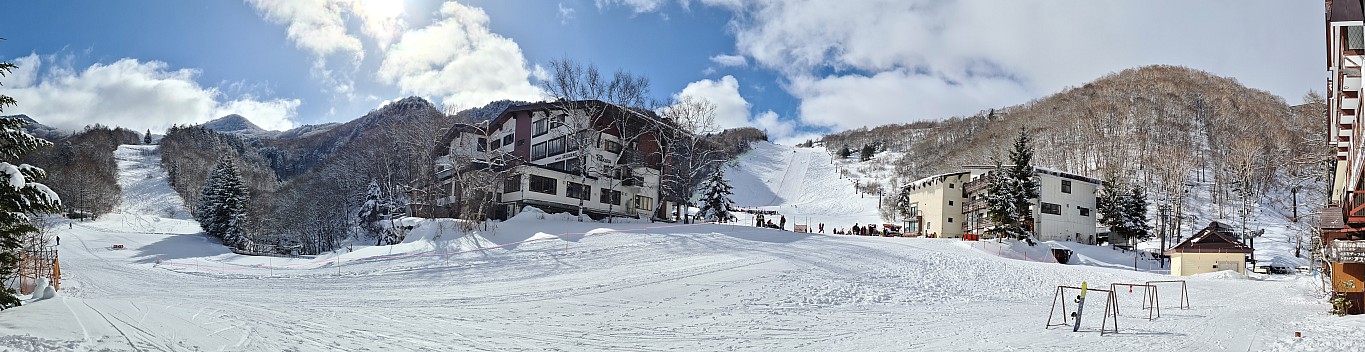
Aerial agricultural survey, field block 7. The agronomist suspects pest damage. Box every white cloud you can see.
[789,69,1030,131]
[246,0,364,62]
[695,0,1321,131]
[559,2,577,24]
[6,54,41,88]
[0,54,299,132]
[596,0,669,14]
[674,75,799,142]
[377,2,543,109]
[709,54,748,67]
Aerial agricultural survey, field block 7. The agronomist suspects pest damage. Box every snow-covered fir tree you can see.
[143,129,152,144]
[985,129,1040,240]
[194,157,251,249]
[0,116,63,309]
[357,179,387,241]
[1098,179,1151,244]
[696,169,736,222]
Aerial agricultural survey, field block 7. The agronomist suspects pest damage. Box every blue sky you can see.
[0,0,1325,144]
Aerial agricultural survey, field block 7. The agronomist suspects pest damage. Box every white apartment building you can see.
[902,165,1101,242]
[434,100,676,220]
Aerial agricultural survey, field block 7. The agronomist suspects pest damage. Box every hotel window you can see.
[533,119,549,137]
[503,174,521,193]
[1041,202,1061,215]
[490,139,502,150]
[603,140,623,154]
[1350,26,1365,50]
[567,182,591,200]
[529,175,557,195]
[1078,207,1090,217]
[600,188,621,205]
[531,141,548,160]
[502,134,514,146]
[476,138,487,152]
[546,137,566,156]
[634,195,653,210]
[1061,180,1072,194]
[948,200,954,206]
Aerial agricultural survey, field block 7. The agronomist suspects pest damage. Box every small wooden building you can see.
[1165,222,1254,276]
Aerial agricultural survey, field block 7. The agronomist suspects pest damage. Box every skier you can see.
[779,216,786,230]
[757,214,765,227]
[853,223,859,236]
[819,223,824,233]
[56,236,60,246]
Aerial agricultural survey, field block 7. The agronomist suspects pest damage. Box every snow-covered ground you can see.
[0,143,1361,351]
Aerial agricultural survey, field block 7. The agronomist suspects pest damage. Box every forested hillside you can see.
[20,125,140,218]
[824,65,1325,228]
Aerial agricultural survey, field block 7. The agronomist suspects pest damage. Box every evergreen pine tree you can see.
[859,144,875,161]
[143,129,153,144]
[0,56,63,309]
[697,169,736,222]
[838,145,853,159]
[194,157,251,249]
[358,179,385,239]
[985,129,1040,240]
[1097,179,1152,244]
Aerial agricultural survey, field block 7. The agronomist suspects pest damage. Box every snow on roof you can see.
[961,164,1102,185]
[904,171,970,191]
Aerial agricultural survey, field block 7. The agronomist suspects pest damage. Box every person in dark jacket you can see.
[757,214,764,227]
[779,216,786,230]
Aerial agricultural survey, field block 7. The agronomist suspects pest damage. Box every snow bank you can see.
[964,239,1058,263]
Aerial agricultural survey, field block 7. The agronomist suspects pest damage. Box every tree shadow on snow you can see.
[130,234,231,264]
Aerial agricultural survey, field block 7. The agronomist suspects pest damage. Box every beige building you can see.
[899,172,971,237]
[899,166,1101,241]
[1165,222,1253,276]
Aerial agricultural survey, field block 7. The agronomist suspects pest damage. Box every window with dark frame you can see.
[531,141,548,160]
[604,140,623,154]
[1041,202,1061,215]
[503,174,521,193]
[533,119,549,137]
[1079,207,1090,217]
[477,138,487,152]
[529,175,557,195]
[567,182,591,200]
[1061,180,1072,194]
[502,134,513,146]
[490,139,501,150]
[600,188,621,205]
[634,195,653,210]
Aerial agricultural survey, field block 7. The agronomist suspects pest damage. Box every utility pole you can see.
[1159,204,1170,269]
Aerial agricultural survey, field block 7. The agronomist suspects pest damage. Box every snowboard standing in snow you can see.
[1071,281,1088,332]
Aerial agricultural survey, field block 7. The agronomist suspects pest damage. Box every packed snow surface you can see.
[0,144,1360,351]
[725,142,884,231]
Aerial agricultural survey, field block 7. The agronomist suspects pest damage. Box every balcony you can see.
[1346,97,1361,112]
[1342,129,1355,138]
[963,177,989,195]
[1343,113,1358,125]
[1342,141,1353,149]
[961,198,988,213]
[1346,76,1363,92]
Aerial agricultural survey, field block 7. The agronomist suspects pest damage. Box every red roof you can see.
[1165,222,1254,255]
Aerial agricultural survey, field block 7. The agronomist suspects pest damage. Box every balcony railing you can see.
[963,177,989,195]
[962,198,988,213]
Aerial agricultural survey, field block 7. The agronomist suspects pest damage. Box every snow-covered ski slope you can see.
[0,143,1360,351]
[725,142,883,229]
